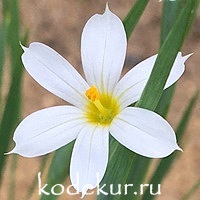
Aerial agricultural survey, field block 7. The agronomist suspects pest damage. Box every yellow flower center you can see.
[85,85,119,126]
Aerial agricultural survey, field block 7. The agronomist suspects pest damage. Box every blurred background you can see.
[0,0,200,199]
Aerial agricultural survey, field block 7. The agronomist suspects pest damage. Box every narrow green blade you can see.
[160,0,184,44]
[142,91,199,200]
[6,0,20,75]
[40,142,74,200]
[97,136,135,200]
[156,85,175,117]
[0,52,23,183]
[123,0,149,39]
[182,179,200,200]
[119,1,183,197]
[136,0,199,111]
[131,1,198,199]
[0,0,26,184]
[0,21,7,103]
[156,0,197,117]
[24,156,50,200]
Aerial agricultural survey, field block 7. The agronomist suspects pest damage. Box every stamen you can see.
[85,85,107,114]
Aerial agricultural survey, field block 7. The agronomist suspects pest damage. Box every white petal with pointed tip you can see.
[81,6,127,94]
[70,125,109,194]
[9,106,86,157]
[110,107,181,158]
[21,42,89,109]
[114,52,191,109]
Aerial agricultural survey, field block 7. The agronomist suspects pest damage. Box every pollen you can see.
[85,85,120,126]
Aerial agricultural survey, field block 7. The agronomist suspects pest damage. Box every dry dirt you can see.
[1,0,200,200]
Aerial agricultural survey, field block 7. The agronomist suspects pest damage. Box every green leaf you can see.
[156,0,198,117]
[0,20,7,103]
[40,142,74,200]
[130,2,199,197]
[135,2,184,194]
[156,85,175,117]
[156,0,183,117]
[160,0,184,44]
[123,0,149,39]
[175,92,199,138]
[97,136,135,200]
[120,2,183,198]
[8,155,18,200]
[142,91,199,200]
[0,0,26,184]
[136,0,199,111]
[7,0,21,74]
[24,156,50,200]
[182,179,200,200]
[0,51,23,183]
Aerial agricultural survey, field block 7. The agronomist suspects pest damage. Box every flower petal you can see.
[114,52,191,109]
[70,125,109,196]
[21,42,89,109]
[110,107,181,158]
[8,106,85,157]
[81,5,127,94]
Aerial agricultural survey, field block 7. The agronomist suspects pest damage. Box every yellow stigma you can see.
[85,85,107,115]
[85,85,120,126]
[85,85,99,102]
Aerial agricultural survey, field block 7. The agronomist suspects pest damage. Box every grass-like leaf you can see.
[97,136,136,200]
[40,142,74,200]
[0,51,23,183]
[136,0,199,110]
[160,0,184,44]
[157,0,198,117]
[6,0,20,74]
[182,178,200,200]
[0,0,26,184]
[0,21,7,104]
[123,0,149,39]
[24,156,50,200]
[142,91,199,200]
[129,1,198,199]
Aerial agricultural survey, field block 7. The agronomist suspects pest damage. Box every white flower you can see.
[8,5,190,195]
